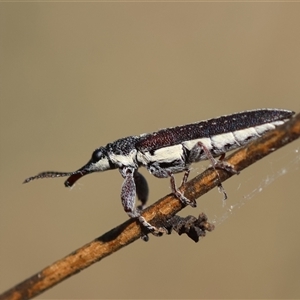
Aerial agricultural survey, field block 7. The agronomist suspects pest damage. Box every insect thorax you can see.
[106,136,140,168]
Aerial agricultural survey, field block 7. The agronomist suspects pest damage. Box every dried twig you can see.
[165,213,215,242]
[1,112,299,300]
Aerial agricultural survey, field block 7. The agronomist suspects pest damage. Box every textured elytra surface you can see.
[135,109,293,152]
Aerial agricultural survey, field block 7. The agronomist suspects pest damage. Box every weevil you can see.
[24,108,294,237]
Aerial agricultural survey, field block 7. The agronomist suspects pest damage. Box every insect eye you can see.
[91,148,104,163]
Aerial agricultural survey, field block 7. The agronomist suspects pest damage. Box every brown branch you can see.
[1,112,300,300]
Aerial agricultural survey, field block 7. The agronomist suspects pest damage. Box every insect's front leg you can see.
[120,166,165,237]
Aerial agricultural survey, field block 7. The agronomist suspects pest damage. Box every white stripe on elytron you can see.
[210,132,239,149]
[137,120,287,166]
[183,137,212,152]
[137,144,183,165]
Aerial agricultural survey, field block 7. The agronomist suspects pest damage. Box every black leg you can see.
[134,171,149,210]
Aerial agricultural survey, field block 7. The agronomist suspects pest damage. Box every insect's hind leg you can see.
[190,141,239,200]
[213,153,240,175]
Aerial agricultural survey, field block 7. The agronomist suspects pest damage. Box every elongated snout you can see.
[64,163,94,187]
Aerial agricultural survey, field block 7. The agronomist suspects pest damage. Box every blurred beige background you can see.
[1,3,300,299]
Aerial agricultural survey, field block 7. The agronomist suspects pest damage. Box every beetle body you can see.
[24,108,294,237]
